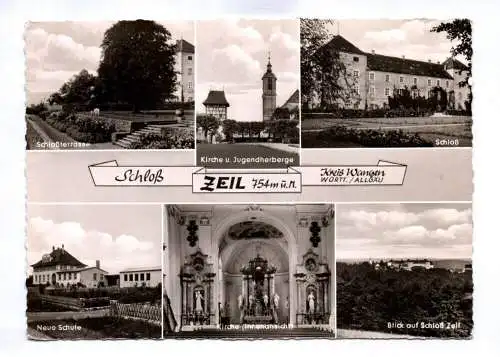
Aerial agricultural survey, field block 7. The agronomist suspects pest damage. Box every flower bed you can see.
[45,112,115,143]
[303,126,434,148]
[129,128,194,149]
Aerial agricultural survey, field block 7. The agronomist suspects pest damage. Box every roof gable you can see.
[322,35,365,55]
[32,247,87,269]
[176,39,195,54]
[442,57,468,71]
[203,90,230,107]
[284,89,299,106]
[366,53,453,79]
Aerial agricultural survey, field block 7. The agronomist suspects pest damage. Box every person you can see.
[285,297,290,325]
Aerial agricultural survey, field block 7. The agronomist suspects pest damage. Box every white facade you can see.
[173,40,195,102]
[120,267,162,288]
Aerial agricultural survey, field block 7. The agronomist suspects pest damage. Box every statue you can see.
[249,294,255,315]
[273,293,280,309]
[194,290,204,314]
[263,294,269,308]
[238,294,244,310]
[307,291,315,313]
[272,293,280,323]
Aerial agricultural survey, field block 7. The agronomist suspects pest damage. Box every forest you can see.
[336,262,473,338]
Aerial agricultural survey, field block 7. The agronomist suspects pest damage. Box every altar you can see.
[238,254,280,324]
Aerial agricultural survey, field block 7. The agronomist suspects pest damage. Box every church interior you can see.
[163,204,335,337]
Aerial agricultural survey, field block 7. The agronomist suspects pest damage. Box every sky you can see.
[330,19,466,64]
[25,20,194,105]
[196,19,299,122]
[26,205,162,275]
[336,203,473,261]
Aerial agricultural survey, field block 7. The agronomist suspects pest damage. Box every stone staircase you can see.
[114,120,193,149]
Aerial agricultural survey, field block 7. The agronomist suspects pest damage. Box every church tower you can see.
[262,54,277,122]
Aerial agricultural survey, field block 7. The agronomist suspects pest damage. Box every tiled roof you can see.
[322,35,365,55]
[283,89,299,106]
[366,53,453,79]
[203,90,230,107]
[31,247,87,269]
[176,39,195,54]
[442,57,468,71]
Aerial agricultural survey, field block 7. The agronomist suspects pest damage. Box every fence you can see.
[110,300,161,326]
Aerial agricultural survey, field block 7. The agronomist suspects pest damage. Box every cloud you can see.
[212,44,262,82]
[364,29,406,43]
[28,217,157,274]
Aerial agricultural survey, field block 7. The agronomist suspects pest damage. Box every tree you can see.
[431,19,472,103]
[300,19,356,110]
[49,69,97,109]
[197,115,220,142]
[98,20,177,112]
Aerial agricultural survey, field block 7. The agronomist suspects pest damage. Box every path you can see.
[302,122,469,133]
[27,309,109,322]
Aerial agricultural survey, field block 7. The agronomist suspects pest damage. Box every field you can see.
[197,143,299,168]
[301,116,472,148]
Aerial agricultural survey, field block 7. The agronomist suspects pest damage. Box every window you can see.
[267,80,273,91]
[187,55,192,60]
[369,72,375,81]
[188,82,193,89]
[146,273,151,281]
[385,88,390,96]
[135,273,139,281]
[100,274,104,281]
[369,86,375,95]
[93,273,97,280]
[385,74,390,82]
[428,79,432,86]
[74,273,77,279]
[129,274,133,281]
[354,85,360,95]
[58,273,61,280]
[124,274,128,281]
[446,80,449,88]
[413,77,417,85]
[353,70,359,78]
[399,76,404,83]
[353,56,359,62]
[437,79,441,87]
[187,68,192,75]
[140,273,144,281]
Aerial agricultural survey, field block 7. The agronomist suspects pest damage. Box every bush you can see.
[45,112,116,143]
[305,126,434,147]
[129,129,194,149]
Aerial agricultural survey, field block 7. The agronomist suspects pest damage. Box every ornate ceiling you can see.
[227,221,284,240]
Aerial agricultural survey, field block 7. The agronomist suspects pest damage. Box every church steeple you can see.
[262,52,277,122]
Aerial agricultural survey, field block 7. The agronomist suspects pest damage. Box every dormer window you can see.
[353,56,359,62]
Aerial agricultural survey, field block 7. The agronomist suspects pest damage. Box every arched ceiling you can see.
[222,240,289,275]
[227,221,284,240]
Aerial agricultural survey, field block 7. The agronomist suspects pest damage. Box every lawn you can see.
[197,143,299,168]
[28,317,161,339]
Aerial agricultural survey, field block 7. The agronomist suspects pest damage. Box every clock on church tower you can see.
[262,54,277,122]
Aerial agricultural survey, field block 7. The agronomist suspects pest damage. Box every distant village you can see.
[367,259,472,273]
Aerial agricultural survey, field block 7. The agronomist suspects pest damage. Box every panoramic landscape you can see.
[25,20,195,150]
[336,203,473,339]
[196,19,300,168]
[301,19,472,148]
[26,205,162,339]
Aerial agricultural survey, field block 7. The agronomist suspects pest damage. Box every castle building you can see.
[31,245,108,288]
[313,35,471,111]
[202,90,230,120]
[262,56,277,121]
[119,266,162,288]
[174,39,195,103]
[163,204,336,331]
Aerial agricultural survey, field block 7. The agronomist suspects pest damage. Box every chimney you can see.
[402,55,405,59]
[52,246,55,251]
[437,61,440,64]
[96,260,100,269]
[371,49,375,54]
[428,59,431,63]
